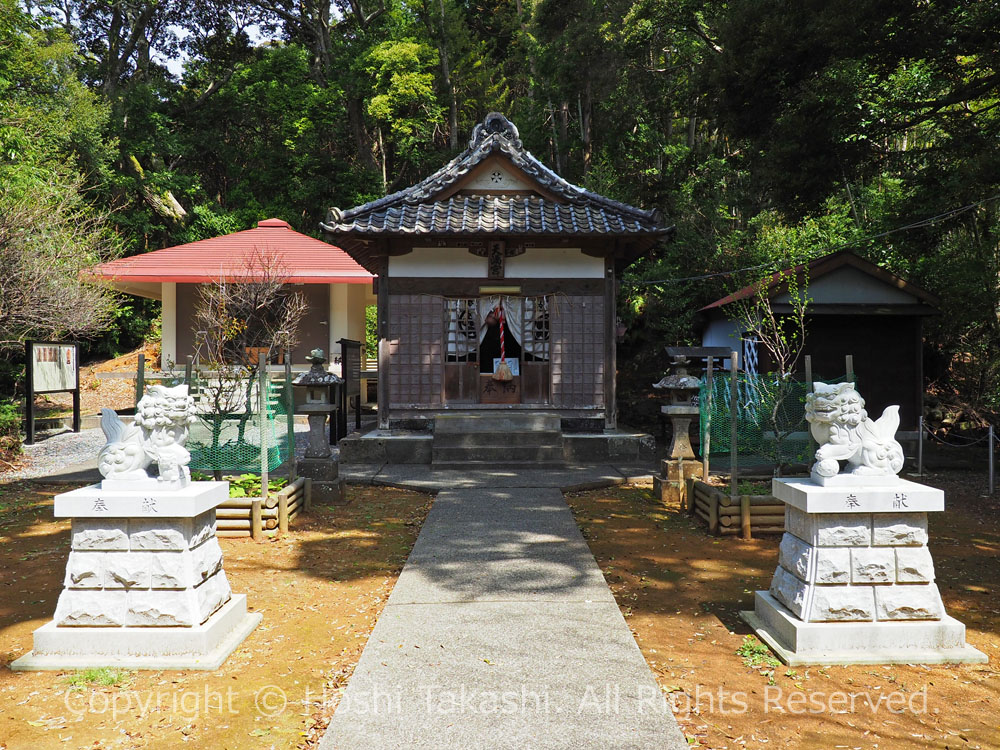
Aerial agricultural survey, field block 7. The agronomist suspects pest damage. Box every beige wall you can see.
[173,282,332,365]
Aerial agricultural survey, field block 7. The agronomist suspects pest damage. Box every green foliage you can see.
[736,635,780,670]
[2,0,998,419]
[190,471,288,498]
[65,667,132,689]
[0,398,21,459]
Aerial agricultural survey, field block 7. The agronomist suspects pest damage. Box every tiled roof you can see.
[322,113,668,238]
[333,195,661,235]
[91,218,373,284]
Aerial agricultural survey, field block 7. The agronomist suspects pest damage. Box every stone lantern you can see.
[652,355,704,504]
[293,349,346,503]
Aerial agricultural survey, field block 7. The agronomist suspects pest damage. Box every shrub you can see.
[0,399,21,461]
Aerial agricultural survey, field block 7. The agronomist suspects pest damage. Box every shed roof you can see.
[90,218,373,286]
[700,250,940,313]
[322,113,671,270]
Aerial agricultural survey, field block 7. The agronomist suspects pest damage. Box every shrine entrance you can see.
[443,296,550,406]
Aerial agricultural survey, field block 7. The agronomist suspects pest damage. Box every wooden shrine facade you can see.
[323,113,671,431]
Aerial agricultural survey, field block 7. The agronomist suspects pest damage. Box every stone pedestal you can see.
[740,478,987,665]
[653,458,703,506]
[296,457,346,505]
[11,481,261,671]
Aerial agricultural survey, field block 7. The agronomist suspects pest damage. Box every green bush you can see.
[0,399,21,459]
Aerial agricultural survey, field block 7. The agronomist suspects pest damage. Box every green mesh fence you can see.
[186,373,293,473]
[699,372,855,468]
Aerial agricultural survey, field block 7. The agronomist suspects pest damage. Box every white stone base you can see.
[10,595,262,671]
[741,591,988,666]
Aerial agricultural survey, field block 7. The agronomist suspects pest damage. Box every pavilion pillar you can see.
[161,282,177,370]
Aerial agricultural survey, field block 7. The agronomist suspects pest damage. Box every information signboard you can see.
[25,341,81,445]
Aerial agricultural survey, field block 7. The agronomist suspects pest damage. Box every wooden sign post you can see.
[24,341,80,445]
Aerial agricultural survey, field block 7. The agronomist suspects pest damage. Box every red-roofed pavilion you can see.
[91,219,375,368]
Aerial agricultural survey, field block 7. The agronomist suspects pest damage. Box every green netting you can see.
[699,372,856,468]
[185,373,294,473]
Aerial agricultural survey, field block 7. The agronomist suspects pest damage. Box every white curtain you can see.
[445,295,549,360]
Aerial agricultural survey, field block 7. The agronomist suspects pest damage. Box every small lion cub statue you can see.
[98,384,197,487]
[804,382,904,485]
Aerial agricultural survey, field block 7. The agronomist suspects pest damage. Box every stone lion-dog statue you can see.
[804,381,904,482]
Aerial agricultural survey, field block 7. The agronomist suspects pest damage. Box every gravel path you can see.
[1,424,315,483]
[2,428,106,481]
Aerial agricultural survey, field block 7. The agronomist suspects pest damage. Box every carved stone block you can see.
[816,515,871,547]
[129,520,189,551]
[851,548,896,584]
[770,566,807,620]
[192,538,224,583]
[811,587,875,622]
[64,552,105,589]
[149,553,190,589]
[896,547,935,583]
[778,534,812,582]
[71,520,129,551]
[814,548,852,585]
[875,585,943,620]
[54,590,126,626]
[196,573,232,624]
[126,590,198,627]
[104,553,150,589]
[873,514,928,546]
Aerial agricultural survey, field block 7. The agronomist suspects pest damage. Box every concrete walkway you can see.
[319,485,687,750]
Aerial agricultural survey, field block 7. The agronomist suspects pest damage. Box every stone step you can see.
[431,444,566,465]
[433,413,561,434]
[432,430,563,450]
[431,461,567,471]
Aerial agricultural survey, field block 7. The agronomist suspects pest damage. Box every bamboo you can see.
[251,499,262,540]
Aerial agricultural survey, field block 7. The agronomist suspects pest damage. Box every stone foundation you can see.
[741,478,987,665]
[653,459,703,506]
[11,481,261,670]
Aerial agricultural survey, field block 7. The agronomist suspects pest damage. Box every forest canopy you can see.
[2,0,999,416]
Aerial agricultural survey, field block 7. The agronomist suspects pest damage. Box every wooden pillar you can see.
[251,499,262,541]
[604,258,617,430]
[376,262,390,431]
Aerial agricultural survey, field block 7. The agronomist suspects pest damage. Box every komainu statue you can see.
[804,381,905,482]
[98,384,197,485]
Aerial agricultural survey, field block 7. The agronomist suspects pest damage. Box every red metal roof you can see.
[91,219,374,284]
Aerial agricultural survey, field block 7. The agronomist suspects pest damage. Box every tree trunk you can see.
[558,100,570,175]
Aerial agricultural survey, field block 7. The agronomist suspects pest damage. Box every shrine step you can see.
[433,413,561,434]
[431,444,565,465]
[432,430,563,449]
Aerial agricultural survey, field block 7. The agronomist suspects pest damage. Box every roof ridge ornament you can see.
[469,112,522,150]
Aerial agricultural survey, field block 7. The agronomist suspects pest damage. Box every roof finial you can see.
[469,113,522,150]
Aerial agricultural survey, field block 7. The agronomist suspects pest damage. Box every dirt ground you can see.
[0,481,432,750]
[565,471,1000,749]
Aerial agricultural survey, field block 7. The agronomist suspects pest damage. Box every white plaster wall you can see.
[329,284,350,363]
[389,248,487,277]
[702,317,743,370]
[773,266,917,305]
[505,248,604,278]
[160,282,176,369]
